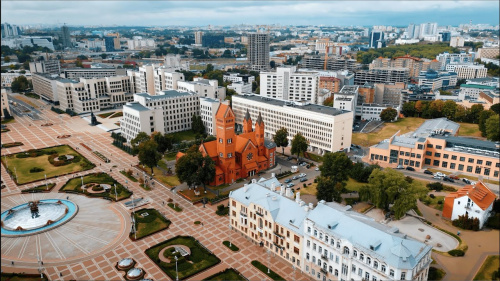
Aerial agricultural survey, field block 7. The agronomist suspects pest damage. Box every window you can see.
[367,257,371,265]
[436,145,442,149]
[325,235,329,243]
[458,164,464,171]
[335,255,339,263]
[227,138,232,144]
[400,151,404,156]
[374,261,378,268]
[468,158,474,163]
[450,163,456,169]
[433,160,440,166]
[467,166,473,173]
[452,155,457,160]
[365,272,370,280]
[435,152,441,157]
[477,159,483,165]
[312,256,316,262]
[486,161,492,166]
[401,272,406,280]
[343,247,350,255]
[294,235,300,243]
[313,243,316,251]
[335,269,338,276]
[460,157,465,162]
[425,151,432,156]
[372,276,377,281]
[219,138,223,143]
[427,144,433,148]
[381,265,386,272]
[442,162,448,168]
[417,144,423,149]
[475,167,482,174]
[353,250,358,258]
[307,227,311,234]
[390,269,395,277]
[360,254,364,261]
[352,265,357,273]
[358,268,363,276]
[314,230,318,236]
[443,154,449,159]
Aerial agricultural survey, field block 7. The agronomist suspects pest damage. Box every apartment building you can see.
[476,47,500,59]
[248,33,270,71]
[229,178,308,269]
[223,73,255,84]
[459,84,497,99]
[1,88,11,119]
[302,55,360,71]
[304,201,432,281]
[153,67,185,94]
[354,68,410,85]
[199,97,223,136]
[29,60,61,74]
[228,82,252,95]
[232,94,353,154]
[121,90,200,142]
[450,37,465,47]
[177,77,226,100]
[373,82,405,106]
[368,118,500,178]
[369,56,440,78]
[62,68,123,79]
[417,70,457,91]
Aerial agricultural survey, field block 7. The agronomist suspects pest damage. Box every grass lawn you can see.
[457,122,482,138]
[157,160,169,171]
[222,241,239,251]
[171,130,197,142]
[428,267,446,281]
[21,183,56,193]
[60,172,132,201]
[203,268,245,281]
[164,151,178,161]
[304,151,323,162]
[97,111,115,118]
[1,145,95,184]
[168,202,183,212]
[139,166,180,187]
[1,272,48,281]
[474,255,500,281]
[145,236,220,280]
[109,112,123,118]
[345,177,367,192]
[140,183,152,191]
[421,195,445,211]
[351,117,426,147]
[251,260,285,281]
[120,170,138,182]
[131,208,171,240]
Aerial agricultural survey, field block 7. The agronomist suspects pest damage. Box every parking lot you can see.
[274,155,321,193]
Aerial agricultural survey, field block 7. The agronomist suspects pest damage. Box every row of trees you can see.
[356,43,459,64]
[272,127,310,163]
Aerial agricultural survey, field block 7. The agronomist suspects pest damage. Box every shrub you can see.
[217,204,225,212]
[427,182,443,191]
[437,200,443,204]
[443,185,456,192]
[29,167,44,173]
[448,249,465,256]
[194,221,201,225]
[303,183,306,188]
[486,213,500,229]
[314,178,317,183]
[430,194,436,199]
[167,198,173,203]
[92,185,104,192]
[452,213,480,231]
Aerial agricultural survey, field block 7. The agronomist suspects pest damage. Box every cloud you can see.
[1,1,498,26]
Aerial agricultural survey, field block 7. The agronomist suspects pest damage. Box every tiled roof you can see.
[447,181,496,211]
[216,104,231,119]
[201,141,218,158]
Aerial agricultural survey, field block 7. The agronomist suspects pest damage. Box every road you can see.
[7,93,45,121]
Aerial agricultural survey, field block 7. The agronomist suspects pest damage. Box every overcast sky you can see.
[1,1,499,27]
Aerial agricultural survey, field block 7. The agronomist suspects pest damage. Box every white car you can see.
[299,173,307,178]
[435,172,445,177]
[315,167,320,171]
[433,175,443,179]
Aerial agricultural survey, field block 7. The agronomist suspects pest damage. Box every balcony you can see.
[321,254,328,261]
[256,211,264,217]
[273,231,285,239]
[240,211,247,217]
[273,242,284,250]
[320,268,328,274]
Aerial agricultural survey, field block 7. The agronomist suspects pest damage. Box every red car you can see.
[449,175,459,180]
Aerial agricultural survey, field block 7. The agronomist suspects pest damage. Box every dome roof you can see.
[127,268,143,278]
[118,258,133,267]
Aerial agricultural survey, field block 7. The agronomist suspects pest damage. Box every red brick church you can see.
[177,104,276,186]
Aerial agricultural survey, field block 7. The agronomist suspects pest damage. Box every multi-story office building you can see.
[333,85,361,113]
[304,201,432,281]
[476,47,500,59]
[223,73,255,84]
[354,68,410,85]
[229,177,433,281]
[153,67,185,94]
[121,91,200,142]
[445,64,488,79]
[436,52,475,70]
[260,66,319,103]
[369,31,385,49]
[62,68,124,79]
[459,84,498,99]
[177,78,226,100]
[1,88,11,119]
[232,94,353,154]
[370,56,440,78]
[359,103,400,121]
[417,70,457,91]
[248,33,270,71]
[302,55,360,71]
[29,60,61,75]
[199,97,224,136]
[368,118,500,178]
[228,82,252,95]
[32,73,62,102]
[61,25,72,48]
[450,37,465,47]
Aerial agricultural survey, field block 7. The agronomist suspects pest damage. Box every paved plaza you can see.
[1,106,313,280]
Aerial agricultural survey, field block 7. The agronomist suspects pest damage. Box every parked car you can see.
[300,178,308,182]
[396,165,404,169]
[433,175,442,179]
[355,145,361,149]
[435,172,445,177]
[462,178,471,184]
[449,175,459,180]
[406,167,415,171]
[315,167,320,171]
[287,183,295,188]
[292,176,298,180]
[424,170,433,175]
[287,157,293,161]
[284,179,292,184]
[299,173,306,178]
[443,176,455,183]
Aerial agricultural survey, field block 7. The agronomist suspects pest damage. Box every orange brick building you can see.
[179,105,276,186]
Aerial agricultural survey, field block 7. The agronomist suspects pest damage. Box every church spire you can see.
[256,112,263,125]
[244,109,251,121]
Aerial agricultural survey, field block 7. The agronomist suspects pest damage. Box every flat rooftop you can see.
[412,118,459,138]
[135,90,196,100]
[235,94,350,116]
[123,102,150,112]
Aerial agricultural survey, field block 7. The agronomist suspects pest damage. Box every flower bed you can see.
[120,170,138,182]
[93,151,110,163]
[222,241,239,251]
[59,172,132,201]
[130,208,171,241]
[21,183,56,193]
[57,135,71,139]
[1,142,24,148]
[167,202,183,212]
[81,143,92,151]
[202,268,246,281]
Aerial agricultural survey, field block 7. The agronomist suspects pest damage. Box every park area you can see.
[1,145,95,184]
[203,268,246,281]
[145,236,220,280]
[60,172,132,201]
[474,255,500,281]
[130,208,171,241]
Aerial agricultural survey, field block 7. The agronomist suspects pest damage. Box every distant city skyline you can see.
[1,1,499,27]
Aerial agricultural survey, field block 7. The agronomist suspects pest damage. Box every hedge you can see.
[448,249,465,256]
[251,260,285,281]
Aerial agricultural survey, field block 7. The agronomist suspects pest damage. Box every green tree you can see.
[10,75,31,92]
[319,152,352,184]
[415,100,423,117]
[137,139,162,174]
[379,107,398,122]
[322,96,334,107]
[291,133,308,161]
[100,53,108,59]
[429,100,445,118]
[273,127,289,155]
[454,105,467,122]
[466,104,484,124]
[442,100,458,120]
[490,103,500,114]
[175,145,216,192]
[205,63,214,73]
[191,114,205,136]
[153,132,173,155]
[486,115,500,141]
[478,110,495,137]
[401,101,416,117]
[316,176,343,203]
[350,163,380,183]
[131,132,151,153]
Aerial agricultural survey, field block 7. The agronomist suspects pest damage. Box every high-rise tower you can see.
[248,32,270,71]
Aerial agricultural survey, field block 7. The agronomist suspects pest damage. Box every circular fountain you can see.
[1,199,78,237]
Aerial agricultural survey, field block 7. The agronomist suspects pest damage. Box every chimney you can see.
[319,200,326,204]
[304,206,309,212]
[272,196,277,201]
[309,203,314,210]
[299,200,305,207]
[271,182,276,191]
[285,188,292,197]
[280,187,284,196]
[252,179,257,183]
[271,173,275,178]
[295,192,301,202]
[244,183,248,192]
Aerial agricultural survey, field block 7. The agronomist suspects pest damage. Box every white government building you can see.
[229,177,433,281]
[232,94,353,154]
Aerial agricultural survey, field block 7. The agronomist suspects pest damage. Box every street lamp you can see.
[228,224,232,247]
[175,255,179,281]
[14,167,18,181]
[114,183,118,201]
[81,176,84,191]
[45,174,48,190]
[132,195,137,240]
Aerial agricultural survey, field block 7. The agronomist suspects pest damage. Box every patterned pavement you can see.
[1,107,313,281]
